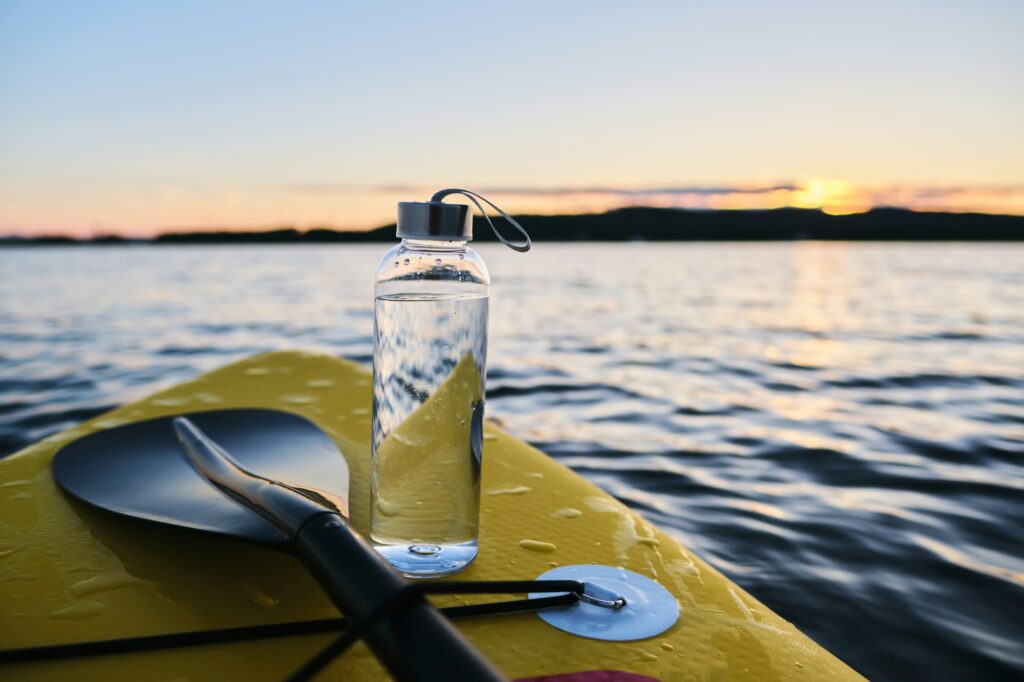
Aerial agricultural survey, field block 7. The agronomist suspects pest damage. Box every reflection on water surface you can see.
[1,242,1022,680]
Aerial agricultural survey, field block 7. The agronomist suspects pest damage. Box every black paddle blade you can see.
[52,409,349,548]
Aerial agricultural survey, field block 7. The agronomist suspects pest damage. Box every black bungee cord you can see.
[0,579,587,680]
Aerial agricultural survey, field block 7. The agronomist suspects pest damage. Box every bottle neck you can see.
[400,238,468,252]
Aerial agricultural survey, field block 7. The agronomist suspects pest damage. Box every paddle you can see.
[51,409,504,682]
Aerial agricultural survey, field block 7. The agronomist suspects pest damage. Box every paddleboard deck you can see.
[0,351,864,681]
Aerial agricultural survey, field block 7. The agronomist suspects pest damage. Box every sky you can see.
[1,1,1022,237]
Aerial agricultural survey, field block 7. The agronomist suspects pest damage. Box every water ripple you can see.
[1,242,1022,681]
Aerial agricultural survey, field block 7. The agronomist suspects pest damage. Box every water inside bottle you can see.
[371,291,487,576]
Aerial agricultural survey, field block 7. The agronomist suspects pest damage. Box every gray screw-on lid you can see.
[396,201,472,241]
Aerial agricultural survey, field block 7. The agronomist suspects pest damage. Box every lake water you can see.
[1,242,1022,680]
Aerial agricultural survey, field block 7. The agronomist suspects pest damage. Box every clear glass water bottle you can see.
[371,198,491,577]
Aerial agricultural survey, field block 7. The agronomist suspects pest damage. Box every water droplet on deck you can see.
[486,485,531,496]
[71,568,149,597]
[307,379,334,388]
[50,601,105,620]
[527,472,543,479]
[660,642,675,651]
[243,584,280,608]
[244,367,271,376]
[629,647,659,663]
[553,508,582,518]
[94,417,128,429]
[151,397,189,407]
[281,394,315,405]
[584,496,624,514]
[483,434,498,441]
[0,480,31,489]
[351,407,369,415]
[519,540,557,553]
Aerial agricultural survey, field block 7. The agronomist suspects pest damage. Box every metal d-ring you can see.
[578,581,627,610]
[532,566,679,641]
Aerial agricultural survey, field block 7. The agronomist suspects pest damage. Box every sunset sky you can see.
[1,1,1022,237]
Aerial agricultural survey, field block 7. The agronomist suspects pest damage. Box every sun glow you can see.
[791,178,871,215]
[3,178,1023,238]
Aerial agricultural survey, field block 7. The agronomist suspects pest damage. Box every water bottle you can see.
[371,189,530,577]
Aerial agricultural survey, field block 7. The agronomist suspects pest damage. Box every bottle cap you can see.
[396,201,473,241]
[396,189,531,252]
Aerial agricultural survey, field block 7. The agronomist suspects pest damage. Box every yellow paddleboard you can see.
[0,351,864,681]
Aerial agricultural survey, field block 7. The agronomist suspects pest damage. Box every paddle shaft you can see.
[295,513,504,682]
[171,417,503,681]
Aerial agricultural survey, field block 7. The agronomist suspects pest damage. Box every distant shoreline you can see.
[3,207,1023,245]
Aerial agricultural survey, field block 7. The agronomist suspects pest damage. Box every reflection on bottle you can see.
[371,290,487,577]
[372,353,482,546]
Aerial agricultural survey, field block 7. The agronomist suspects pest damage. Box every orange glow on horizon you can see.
[2,178,1024,238]
[790,178,872,215]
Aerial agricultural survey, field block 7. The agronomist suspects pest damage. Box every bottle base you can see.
[373,540,478,578]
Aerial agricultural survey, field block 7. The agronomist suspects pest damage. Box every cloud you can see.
[289,183,799,197]
[285,181,1024,216]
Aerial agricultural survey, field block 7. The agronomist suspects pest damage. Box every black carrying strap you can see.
[0,579,583,672]
[431,188,532,252]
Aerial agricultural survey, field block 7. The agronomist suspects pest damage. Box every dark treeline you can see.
[497,207,1024,241]
[3,207,1022,245]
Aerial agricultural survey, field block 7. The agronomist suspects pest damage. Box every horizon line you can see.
[4,204,1023,242]
[6,177,1024,239]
